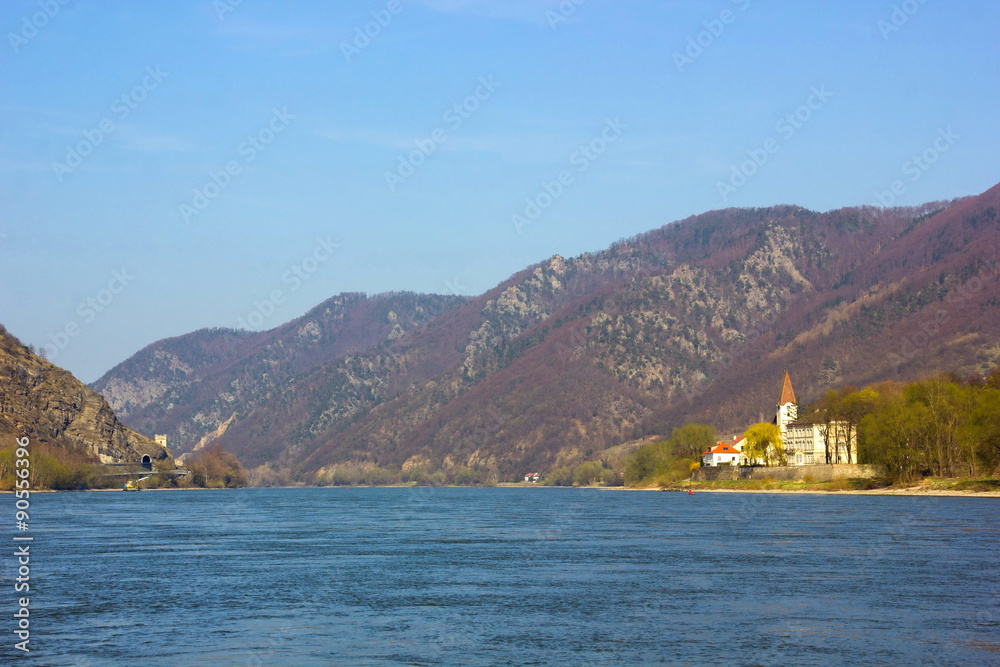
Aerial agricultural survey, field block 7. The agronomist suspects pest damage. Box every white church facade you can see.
[775,372,858,465]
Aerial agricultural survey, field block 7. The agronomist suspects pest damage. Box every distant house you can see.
[702,442,742,467]
[155,434,168,448]
[523,472,540,483]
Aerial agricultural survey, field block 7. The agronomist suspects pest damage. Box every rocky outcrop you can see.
[0,326,168,463]
[92,292,466,457]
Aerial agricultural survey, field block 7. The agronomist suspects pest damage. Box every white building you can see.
[702,441,742,466]
[784,421,857,464]
[775,372,857,465]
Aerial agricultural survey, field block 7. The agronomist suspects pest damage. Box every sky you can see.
[1,0,998,383]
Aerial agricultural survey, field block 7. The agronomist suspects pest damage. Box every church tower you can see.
[775,371,798,436]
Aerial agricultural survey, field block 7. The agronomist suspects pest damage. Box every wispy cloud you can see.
[321,128,417,152]
[0,104,95,137]
[322,127,578,163]
[0,103,70,119]
[0,157,53,173]
[443,134,567,162]
[218,18,328,42]
[215,17,339,57]
[409,0,560,26]
[117,128,197,154]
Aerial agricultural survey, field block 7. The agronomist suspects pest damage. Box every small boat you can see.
[123,475,150,492]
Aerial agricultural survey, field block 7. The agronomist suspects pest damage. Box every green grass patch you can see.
[926,477,1000,492]
[671,477,891,493]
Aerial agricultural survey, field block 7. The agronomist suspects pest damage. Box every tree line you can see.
[621,423,713,487]
[853,370,1000,482]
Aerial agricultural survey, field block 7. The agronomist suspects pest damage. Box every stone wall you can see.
[693,464,879,482]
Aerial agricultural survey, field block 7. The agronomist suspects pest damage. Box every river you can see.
[13,487,1000,665]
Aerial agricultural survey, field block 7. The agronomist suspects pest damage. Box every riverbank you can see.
[467,479,1000,497]
[649,476,1000,497]
[7,477,1000,497]
[663,487,1000,497]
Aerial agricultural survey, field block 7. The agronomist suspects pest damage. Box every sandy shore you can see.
[666,487,1000,498]
[512,483,1000,497]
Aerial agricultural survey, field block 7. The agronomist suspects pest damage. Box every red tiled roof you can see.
[704,443,741,455]
[778,371,797,405]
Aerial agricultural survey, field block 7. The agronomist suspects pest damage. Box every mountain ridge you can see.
[93,291,466,458]
[92,184,1000,479]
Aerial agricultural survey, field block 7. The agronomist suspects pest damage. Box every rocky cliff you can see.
[0,325,168,463]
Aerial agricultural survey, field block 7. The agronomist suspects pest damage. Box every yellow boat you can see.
[122,479,143,492]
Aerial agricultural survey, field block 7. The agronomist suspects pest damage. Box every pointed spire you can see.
[778,371,796,406]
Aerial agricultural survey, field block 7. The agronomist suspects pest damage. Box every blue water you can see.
[6,487,1000,665]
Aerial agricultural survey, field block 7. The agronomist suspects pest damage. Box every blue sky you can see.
[1,0,998,382]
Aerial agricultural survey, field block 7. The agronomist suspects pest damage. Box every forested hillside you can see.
[94,183,1000,481]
